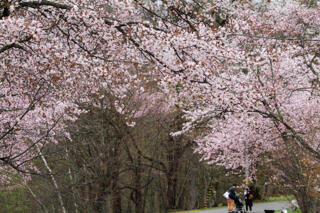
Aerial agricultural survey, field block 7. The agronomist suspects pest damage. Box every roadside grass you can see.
[275,208,301,213]
[264,195,295,202]
[169,205,224,213]
[0,188,31,212]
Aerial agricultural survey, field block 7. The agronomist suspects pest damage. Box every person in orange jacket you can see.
[227,184,237,212]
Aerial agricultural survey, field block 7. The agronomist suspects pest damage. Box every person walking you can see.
[244,187,253,212]
[227,184,236,213]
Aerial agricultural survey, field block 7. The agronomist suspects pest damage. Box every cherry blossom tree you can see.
[0,0,149,174]
[141,0,320,166]
[103,0,319,211]
[158,1,320,211]
[1,0,320,212]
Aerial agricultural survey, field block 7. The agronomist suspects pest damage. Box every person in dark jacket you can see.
[227,184,237,212]
[244,188,253,212]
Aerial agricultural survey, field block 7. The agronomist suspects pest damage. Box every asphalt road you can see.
[185,201,290,213]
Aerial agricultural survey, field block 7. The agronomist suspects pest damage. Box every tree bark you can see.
[112,143,122,213]
[166,149,178,210]
[65,147,79,213]
[133,155,143,213]
[35,143,67,213]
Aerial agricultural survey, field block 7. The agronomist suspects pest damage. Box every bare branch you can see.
[0,36,32,54]
[18,0,71,10]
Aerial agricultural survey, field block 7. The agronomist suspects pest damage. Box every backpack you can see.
[249,194,254,200]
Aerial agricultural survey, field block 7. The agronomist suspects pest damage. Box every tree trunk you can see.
[94,190,106,213]
[166,163,178,209]
[134,155,143,213]
[166,135,182,210]
[112,144,122,213]
[35,143,67,213]
[65,147,79,213]
[112,179,122,213]
[296,190,320,213]
[188,171,197,209]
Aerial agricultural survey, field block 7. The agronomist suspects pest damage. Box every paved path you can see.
[186,201,290,213]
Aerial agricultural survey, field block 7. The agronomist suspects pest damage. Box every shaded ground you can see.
[177,201,290,213]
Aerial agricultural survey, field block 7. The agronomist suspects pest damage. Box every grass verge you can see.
[264,195,295,202]
[275,208,301,213]
[169,205,224,213]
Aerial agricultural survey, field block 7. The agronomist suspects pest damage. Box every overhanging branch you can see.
[0,36,32,54]
[18,0,71,10]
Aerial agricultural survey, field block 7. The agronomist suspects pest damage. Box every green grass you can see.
[275,208,301,213]
[169,205,225,213]
[0,188,31,212]
[265,195,295,202]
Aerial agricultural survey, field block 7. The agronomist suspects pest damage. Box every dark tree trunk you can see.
[94,192,105,212]
[295,190,320,213]
[166,136,179,210]
[112,173,122,213]
[112,143,122,213]
[167,174,178,209]
[133,155,143,213]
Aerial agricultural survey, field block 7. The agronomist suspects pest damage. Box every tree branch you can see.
[18,0,71,10]
[0,36,32,54]
[252,108,320,160]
